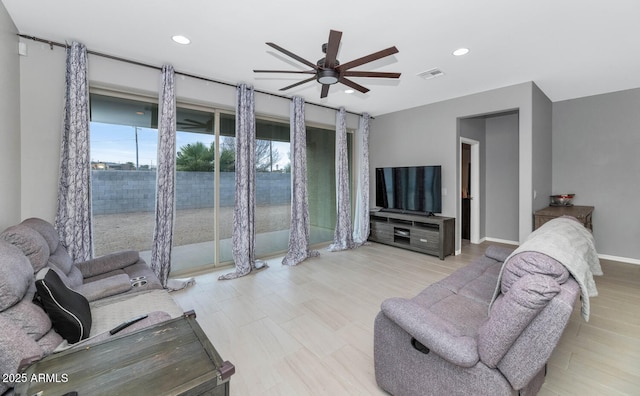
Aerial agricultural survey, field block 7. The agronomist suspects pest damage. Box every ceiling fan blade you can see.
[320,84,330,98]
[338,77,370,94]
[254,69,316,74]
[343,71,401,78]
[279,76,317,91]
[266,42,318,70]
[323,30,342,68]
[336,46,399,71]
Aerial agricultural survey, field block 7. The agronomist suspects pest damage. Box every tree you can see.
[176,142,214,171]
[175,137,282,172]
[217,137,282,172]
[255,139,281,172]
[219,138,235,172]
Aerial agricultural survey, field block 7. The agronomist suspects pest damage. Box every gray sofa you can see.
[0,218,184,395]
[374,216,601,395]
[0,218,162,301]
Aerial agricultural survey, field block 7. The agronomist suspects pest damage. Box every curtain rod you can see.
[18,34,370,118]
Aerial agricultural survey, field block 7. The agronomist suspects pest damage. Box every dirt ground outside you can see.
[92,205,291,257]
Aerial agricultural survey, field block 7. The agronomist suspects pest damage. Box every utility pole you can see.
[135,126,139,170]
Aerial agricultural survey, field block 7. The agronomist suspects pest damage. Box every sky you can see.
[90,122,290,169]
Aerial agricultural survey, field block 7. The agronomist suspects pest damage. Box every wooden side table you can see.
[15,312,234,396]
[533,205,594,231]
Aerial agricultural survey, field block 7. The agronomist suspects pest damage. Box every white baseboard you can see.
[462,237,640,266]
[484,237,519,246]
[598,254,640,266]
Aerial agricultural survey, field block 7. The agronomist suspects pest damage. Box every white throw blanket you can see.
[492,216,603,321]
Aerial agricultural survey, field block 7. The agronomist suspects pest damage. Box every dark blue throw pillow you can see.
[34,268,92,343]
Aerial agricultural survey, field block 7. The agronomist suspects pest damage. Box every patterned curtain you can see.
[328,107,354,251]
[282,97,320,266]
[150,65,176,287]
[55,41,93,263]
[353,113,371,245]
[219,84,268,280]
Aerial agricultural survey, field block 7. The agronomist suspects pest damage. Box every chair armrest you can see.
[380,297,479,367]
[75,274,132,302]
[75,250,141,278]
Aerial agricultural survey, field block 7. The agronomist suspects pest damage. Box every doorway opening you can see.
[460,138,480,244]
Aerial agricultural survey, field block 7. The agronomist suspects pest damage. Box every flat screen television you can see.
[375,165,442,215]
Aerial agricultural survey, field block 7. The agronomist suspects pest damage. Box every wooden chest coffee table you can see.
[15,312,234,396]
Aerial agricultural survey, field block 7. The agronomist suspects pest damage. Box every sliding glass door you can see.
[172,107,216,273]
[90,91,350,273]
[90,94,158,257]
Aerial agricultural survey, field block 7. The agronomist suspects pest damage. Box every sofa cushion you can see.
[479,274,561,367]
[484,245,515,263]
[89,289,184,335]
[381,297,480,367]
[75,274,132,302]
[501,251,569,294]
[0,316,43,394]
[0,224,50,272]
[0,241,34,311]
[48,245,75,277]
[35,268,92,344]
[0,298,52,340]
[36,329,65,355]
[46,262,83,290]
[75,250,142,278]
[21,217,60,253]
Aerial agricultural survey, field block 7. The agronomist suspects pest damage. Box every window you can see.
[172,107,216,273]
[90,94,158,257]
[90,92,350,274]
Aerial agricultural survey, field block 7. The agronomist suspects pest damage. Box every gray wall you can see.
[0,3,21,230]
[532,83,553,212]
[19,38,66,221]
[485,113,519,242]
[553,88,640,261]
[371,82,537,252]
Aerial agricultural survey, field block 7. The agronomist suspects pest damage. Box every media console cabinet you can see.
[369,211,455,260]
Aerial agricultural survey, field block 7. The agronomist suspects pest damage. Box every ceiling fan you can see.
[254,29,400,98]
[177,117,214,132]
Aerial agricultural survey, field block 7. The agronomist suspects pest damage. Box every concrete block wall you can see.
[92,170,291,215]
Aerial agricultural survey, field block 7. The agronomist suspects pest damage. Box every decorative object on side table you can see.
[550,193,575,206]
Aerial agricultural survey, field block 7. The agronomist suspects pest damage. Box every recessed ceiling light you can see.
[344,89,355,94]
[135,111,144,115]
[172,35,191,45]
[452,48,469,56]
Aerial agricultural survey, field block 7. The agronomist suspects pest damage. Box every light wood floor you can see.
[170,241,640,395]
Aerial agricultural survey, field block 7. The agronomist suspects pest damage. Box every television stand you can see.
[369,211,455,260]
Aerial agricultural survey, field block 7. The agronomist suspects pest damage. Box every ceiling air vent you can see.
[417,68,445,80]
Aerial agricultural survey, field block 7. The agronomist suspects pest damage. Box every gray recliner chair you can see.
[0,217,162,301]
[374,246,580,395]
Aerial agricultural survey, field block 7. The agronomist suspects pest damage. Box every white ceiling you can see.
[4,0,640,116]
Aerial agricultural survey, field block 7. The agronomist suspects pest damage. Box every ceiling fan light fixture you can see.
[171,35,191,45]
[317,69,339,85]
[452,47,469,56]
